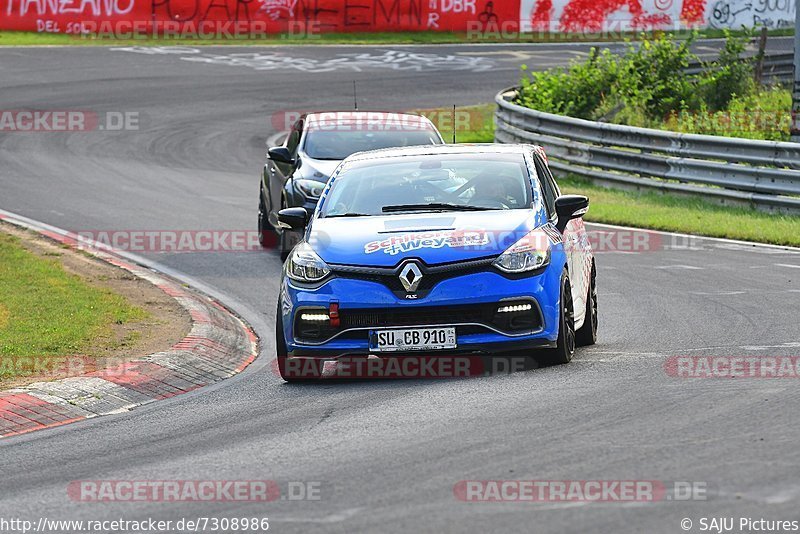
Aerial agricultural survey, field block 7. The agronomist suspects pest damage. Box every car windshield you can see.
[303,126,441,160]
[320,153,532,217]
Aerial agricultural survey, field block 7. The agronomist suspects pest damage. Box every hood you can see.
[309,210,543,268]
[298,156,341,182]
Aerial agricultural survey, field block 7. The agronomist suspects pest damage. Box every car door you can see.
[532,153,587,323]
[268,120,303,227]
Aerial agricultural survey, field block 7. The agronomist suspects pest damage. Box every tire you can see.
[276,301,322,382]
[576,263,597,347]
[541,270,576,366]
[258,185,278,248]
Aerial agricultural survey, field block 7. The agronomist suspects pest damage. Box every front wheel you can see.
[541,271,576,366]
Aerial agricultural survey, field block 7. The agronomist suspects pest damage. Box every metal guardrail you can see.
[494,87,800,213]
[686,53,794,85]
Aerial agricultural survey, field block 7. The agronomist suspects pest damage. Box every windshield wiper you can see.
[382,203,499,213]
[326,213,371,218]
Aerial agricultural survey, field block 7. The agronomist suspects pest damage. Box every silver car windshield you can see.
[321,153,533,217]
[303,128,441,160]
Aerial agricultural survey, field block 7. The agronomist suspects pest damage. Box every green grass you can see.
[418,104,496,144]
[0,30,468,47]
[559,176,800,247]
[0,231,146,380]
[0,28,790,47]
[661,87,792,141]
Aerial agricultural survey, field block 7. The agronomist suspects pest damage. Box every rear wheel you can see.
[541,271,576,365]
[576,263,597,347]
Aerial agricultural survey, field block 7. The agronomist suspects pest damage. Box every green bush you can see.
[517,48,619,119]
[698,31,755,112]
[614,35,697,119]
[513,32,780,140]
[516,33,700,121]
[520,48,618,119]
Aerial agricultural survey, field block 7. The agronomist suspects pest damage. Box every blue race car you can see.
[275,144,597,381]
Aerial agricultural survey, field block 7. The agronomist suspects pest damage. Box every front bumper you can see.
[280,264,562,359]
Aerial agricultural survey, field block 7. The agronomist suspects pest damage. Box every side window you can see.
[533,154,557,219]
[285,120,303,156]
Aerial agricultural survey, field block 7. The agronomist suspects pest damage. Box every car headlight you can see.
[286,242,331,283]
[295,179,325,199]
[493,228,551,273]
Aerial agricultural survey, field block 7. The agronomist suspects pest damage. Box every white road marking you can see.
[113,47,495,73]
[715,243,792,255]
[587,223,800,254]
[274,508,363,523]
[586,342,800,356]
[681,341,800,352]
[467,50,589,61]
[655,265,703,270]
[775,263,800,269]
[689,291,746,296]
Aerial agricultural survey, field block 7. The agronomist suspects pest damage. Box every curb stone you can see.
[0,211,259,438]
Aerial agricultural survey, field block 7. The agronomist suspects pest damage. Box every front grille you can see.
[337,266,491,294]
[331,258,496,297]
[294,302,542,344]
[341,304,486,328]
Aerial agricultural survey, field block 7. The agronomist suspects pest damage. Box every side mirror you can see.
[278,207,308,231]
[555,195,589,232]
[268,147,295,165]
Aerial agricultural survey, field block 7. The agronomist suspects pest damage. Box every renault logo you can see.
[399,263,423,292]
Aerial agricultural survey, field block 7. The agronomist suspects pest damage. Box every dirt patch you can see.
[0,221,191,389]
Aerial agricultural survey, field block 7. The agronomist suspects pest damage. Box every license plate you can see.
[370,327,457,352]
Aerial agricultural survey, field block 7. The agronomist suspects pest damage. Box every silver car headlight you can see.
[295,179,325,199]
[493,228,551,273]
[286,242,331,283]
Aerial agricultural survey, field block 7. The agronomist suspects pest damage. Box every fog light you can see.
[301,313,330,322]
[497,303,533,313]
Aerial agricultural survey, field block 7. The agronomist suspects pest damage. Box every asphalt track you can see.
[1,40,800,533]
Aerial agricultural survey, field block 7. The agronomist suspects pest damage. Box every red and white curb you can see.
[0,211,258,438]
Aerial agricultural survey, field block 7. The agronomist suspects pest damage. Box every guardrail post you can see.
[754,27,768,85]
